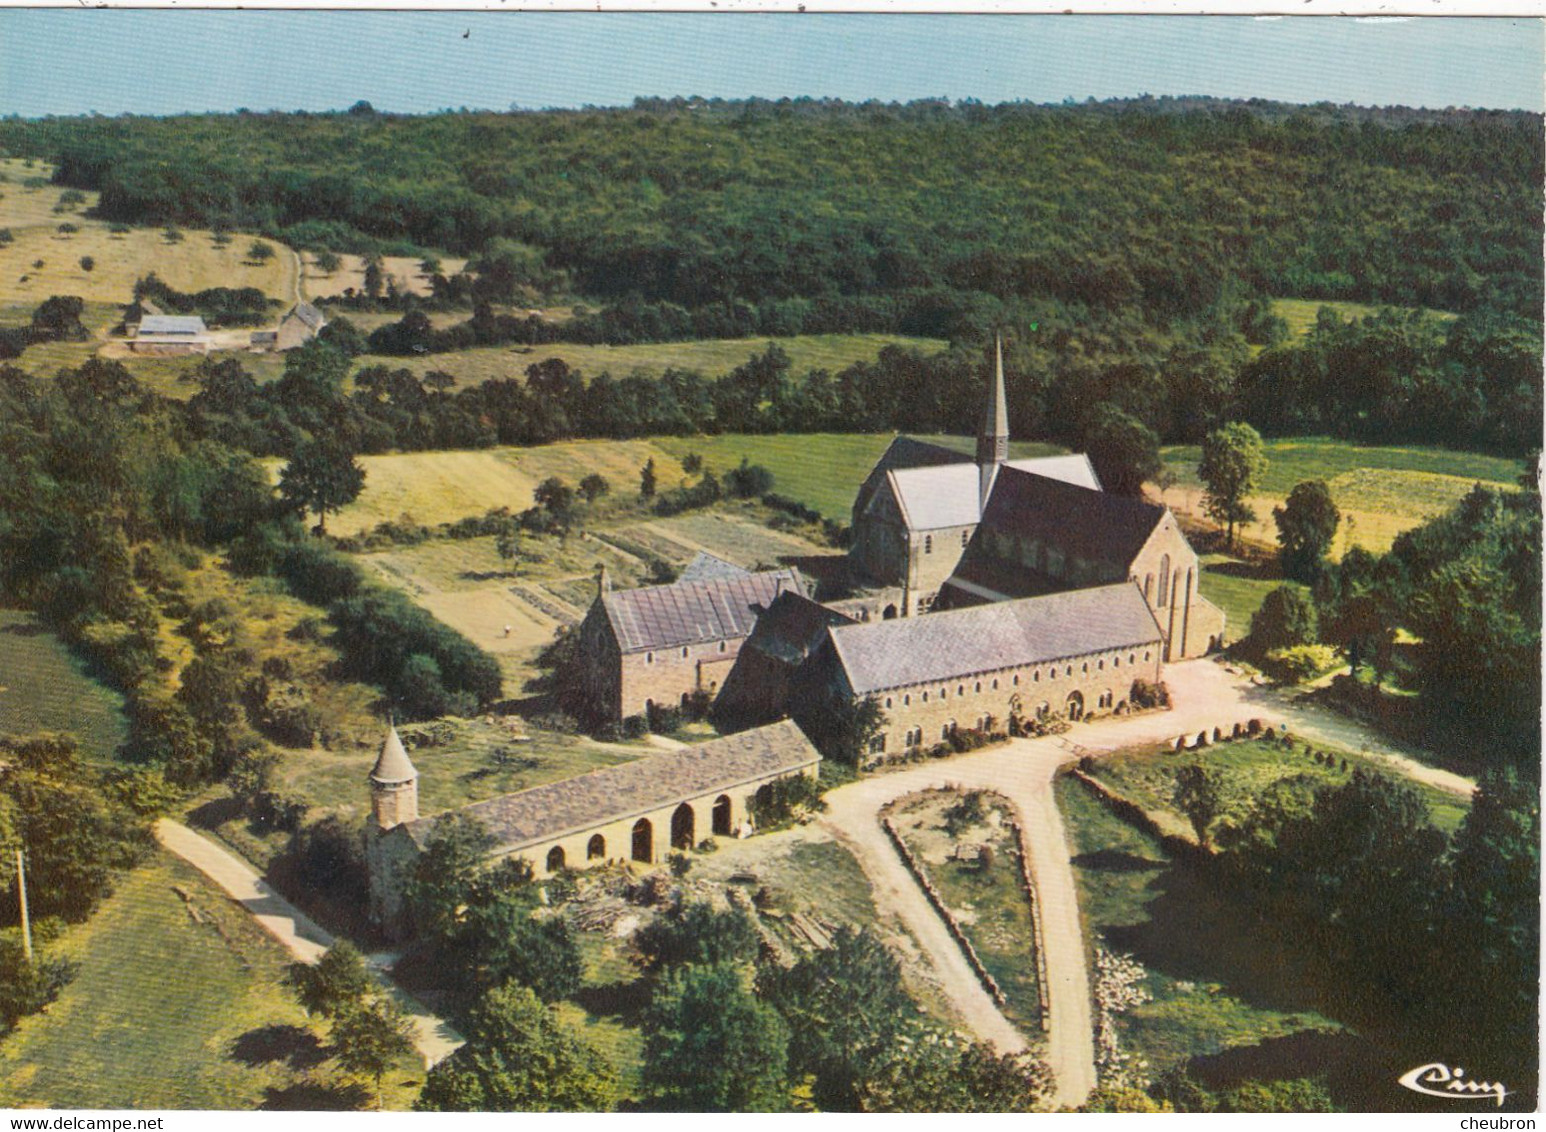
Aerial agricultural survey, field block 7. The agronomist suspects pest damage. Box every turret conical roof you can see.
[370,725,418,784]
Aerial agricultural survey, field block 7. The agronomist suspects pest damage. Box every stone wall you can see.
[617,636,746,720]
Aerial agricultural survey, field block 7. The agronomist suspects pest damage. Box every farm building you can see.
[363,719,822,929]
[129,314,210,355]
[573,556,806,724]
[251,301,326,352]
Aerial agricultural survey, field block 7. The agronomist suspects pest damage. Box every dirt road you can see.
[154,819,462,1067]
[817,656,1474,1109]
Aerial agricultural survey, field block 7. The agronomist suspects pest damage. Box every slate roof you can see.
[742,590,857,664]
[884,453,1103,531]
[825,583,1163,694]
[370,726,418,784]
[600,569,804,653]
[138,315,209,336]
[677,552,752,584]
[285,301,325,330]
[978,465,1165,567]
[403,720,821,852]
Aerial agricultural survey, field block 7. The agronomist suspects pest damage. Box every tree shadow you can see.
[186,795,245,830]
[259,1081,370,1111]
[230,1024,328,1070]
[1104,859,1327,1017]
[574,977,652,1025]
[1203,558,1279,581]
[1072,848,1167,873]
[0,619,47,637]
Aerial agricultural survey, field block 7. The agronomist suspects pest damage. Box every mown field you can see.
[1158,437,1522,556]
[353,332,947,392]
[0,608,126,762]
[1195,558,1307,643]
[1055,776,1342,1077]
[0,851,421,1110]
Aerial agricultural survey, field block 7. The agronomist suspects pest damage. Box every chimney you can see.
[597,563,611,595]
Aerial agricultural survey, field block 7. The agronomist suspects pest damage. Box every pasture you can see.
[301,252,466,301]
[353,333,947,391]
[0,608,126,763]
[1270,297,1457,340]
[0,851,421,1110]
[1158,437,1522,556]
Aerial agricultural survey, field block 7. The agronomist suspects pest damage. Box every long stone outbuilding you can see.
[365,719,821,930]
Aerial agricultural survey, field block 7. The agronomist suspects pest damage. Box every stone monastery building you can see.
[364,719,820,928]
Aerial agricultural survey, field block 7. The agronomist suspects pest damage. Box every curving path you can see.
[154,819,462,1067]
[817,657,1475,1110]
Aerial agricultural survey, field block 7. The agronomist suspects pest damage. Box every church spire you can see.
[977,335,1010,509]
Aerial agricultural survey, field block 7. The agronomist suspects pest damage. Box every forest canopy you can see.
[3,96,1539,320]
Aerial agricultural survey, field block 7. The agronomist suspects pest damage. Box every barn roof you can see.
[978,465,1165,567]
[599,568,803,653]
[403,720,820,852]
[138,315,208,336]
[285,301,325,330]
[824,583,1162,695]
[742,590,857,664]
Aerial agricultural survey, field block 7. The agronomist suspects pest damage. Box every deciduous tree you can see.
[1198,422,1266,549]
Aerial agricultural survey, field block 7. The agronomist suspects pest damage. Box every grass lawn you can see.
[1158,437,1522,557]
[1054,777,1342,1075]
[1270,297,1457,341]
[353,333,947,391]
[1086,734,1469,838]
[889,790,1044,1038]
[0,608,126,763]
[0,850,422,1110]
[1196,556,1306,640]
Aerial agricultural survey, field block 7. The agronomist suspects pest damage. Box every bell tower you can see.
[369,723,419,831]
[977,335,1010,507]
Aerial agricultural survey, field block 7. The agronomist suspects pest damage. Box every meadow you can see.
[1269,297,1457,341]
[1158,437,1522,556]
[353,332,947,391]
[0,850,421,1110]
[0,608,126,762]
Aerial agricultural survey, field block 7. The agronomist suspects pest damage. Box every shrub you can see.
[1129,678,1170,709]
[275,538,363,605]
[1263,644,1340,684]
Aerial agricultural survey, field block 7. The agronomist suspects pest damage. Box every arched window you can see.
[922,691,929,702]
[682,646,690,658]
[885,697,893,708]
[957,684,965,697]
[670,803,695,851]
[632,819,653,863]
[1013,674,1020,686]
[1158,555,1171,605]
[587,834,606,859]
[1034,669,1041,682]
[1098,659,1105,670]
[719,641,727,653]
[904,694,911,706]
[646,652,654,664]
[712,795,733,836]
[1129,653,1136,665]
[546,845,566,872]
[991,678,999,690]
[1065,665,1072,677]
[974,682,981,694]
[1144,574,1154,602]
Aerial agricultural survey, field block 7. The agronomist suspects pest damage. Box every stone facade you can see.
[365,721,822,932]
[861,640,1164,757]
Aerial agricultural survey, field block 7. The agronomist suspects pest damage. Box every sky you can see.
[0,11,1541,117]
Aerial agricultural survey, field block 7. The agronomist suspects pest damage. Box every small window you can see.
[957,684,965,697]
[719,641,727,653]
[922,691,929,702]
[1033,670,1040,683]
[1065,665,1072,676]
[974,682,981,694]
[1113,656,1121,668]
[885,697,893,709]
[904,694,911,706]
[1098,659,1105,670]
[1144,650,1152,662]
[992,678,999,690]
[1082,662,1089,673]
[1013,674,1020,686]
[646,652,654,664]
[1129,653,1136,665]
[682,646,690,658]
[869,734,887,754]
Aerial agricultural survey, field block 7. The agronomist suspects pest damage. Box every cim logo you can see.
[1398,1063,1510,1106]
